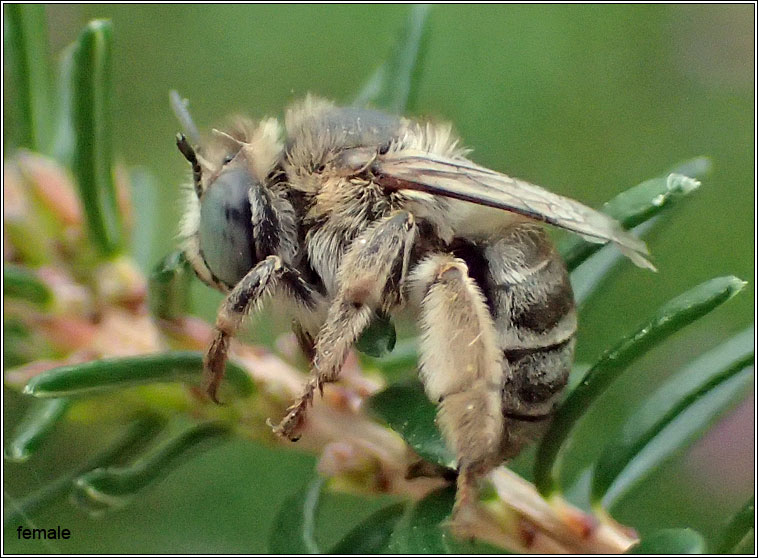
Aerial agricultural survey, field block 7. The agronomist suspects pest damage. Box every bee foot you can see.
[448,466,481,538]
[203,331,229,405]
[206,385,223,405]
[272,386,315,441]
[447,514,478,543]
[271,406,306,442]
[448,491,480,541]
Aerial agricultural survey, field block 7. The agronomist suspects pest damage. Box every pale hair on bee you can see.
[172,93,653,525]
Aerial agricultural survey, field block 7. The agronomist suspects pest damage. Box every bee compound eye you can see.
[198,168,257,286]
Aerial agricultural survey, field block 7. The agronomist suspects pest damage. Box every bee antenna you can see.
[176,133,203,198]
[170,90,202,146]
[211,128,246,147]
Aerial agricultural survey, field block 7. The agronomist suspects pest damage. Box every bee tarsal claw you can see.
[202,332,230,405]
[448,501,479,541]
[271,407,306,442]
[207,386,222,405]
[202,368,225,405]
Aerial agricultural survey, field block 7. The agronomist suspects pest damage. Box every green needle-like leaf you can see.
[387,486,454,554]
[51,43,76,166]
[130,168,161,273]
[386,486,503,554]
[69,19,123,257]
[368,379,455,468]
[4,319,35,369]
[355,313,397,358]
[149,251,193,320]
[714,497,755,554]
[269,476,325,554]
[4,4,54,152]
[570,219,656,307]
[72,421,229,512]
[4,398,70,462]
[534,276,746,497]
[5,414,164,525]
[353,4,430,113]
[570,160,709,306]
[330,502,406,554]
[23,352,255,399]
[592,328,754,508]
[614,368,750,517]
[559,171,700,272]
[3,264,52,307]
[630,528,706,554]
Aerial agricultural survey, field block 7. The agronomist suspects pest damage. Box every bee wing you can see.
[338,147,654,270]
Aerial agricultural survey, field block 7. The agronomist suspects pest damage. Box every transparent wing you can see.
[338,147,654,270]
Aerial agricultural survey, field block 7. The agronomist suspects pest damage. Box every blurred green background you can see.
[4,4,754,553]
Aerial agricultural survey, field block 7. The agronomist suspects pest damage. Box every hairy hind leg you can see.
[409,254,505,525]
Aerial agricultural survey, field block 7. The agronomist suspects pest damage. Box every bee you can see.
[175,95,652,522]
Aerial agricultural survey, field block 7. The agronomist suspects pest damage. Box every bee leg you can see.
[206,255,316,403]
[272,299,374,441]
[205,256,283,402]
[409,254,504,527]
[272,211,418,442]
[452,465,482,530]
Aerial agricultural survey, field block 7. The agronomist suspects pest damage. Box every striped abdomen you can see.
[453,223,577,459]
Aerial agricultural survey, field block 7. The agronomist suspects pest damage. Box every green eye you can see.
[198,169,257,287]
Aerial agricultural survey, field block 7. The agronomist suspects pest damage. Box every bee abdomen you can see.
[502,336,574,414]
[498,335,574,458]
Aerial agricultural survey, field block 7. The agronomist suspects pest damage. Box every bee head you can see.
[177,118,284,290]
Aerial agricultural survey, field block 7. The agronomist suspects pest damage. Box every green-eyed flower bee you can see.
[175,95,652,522]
